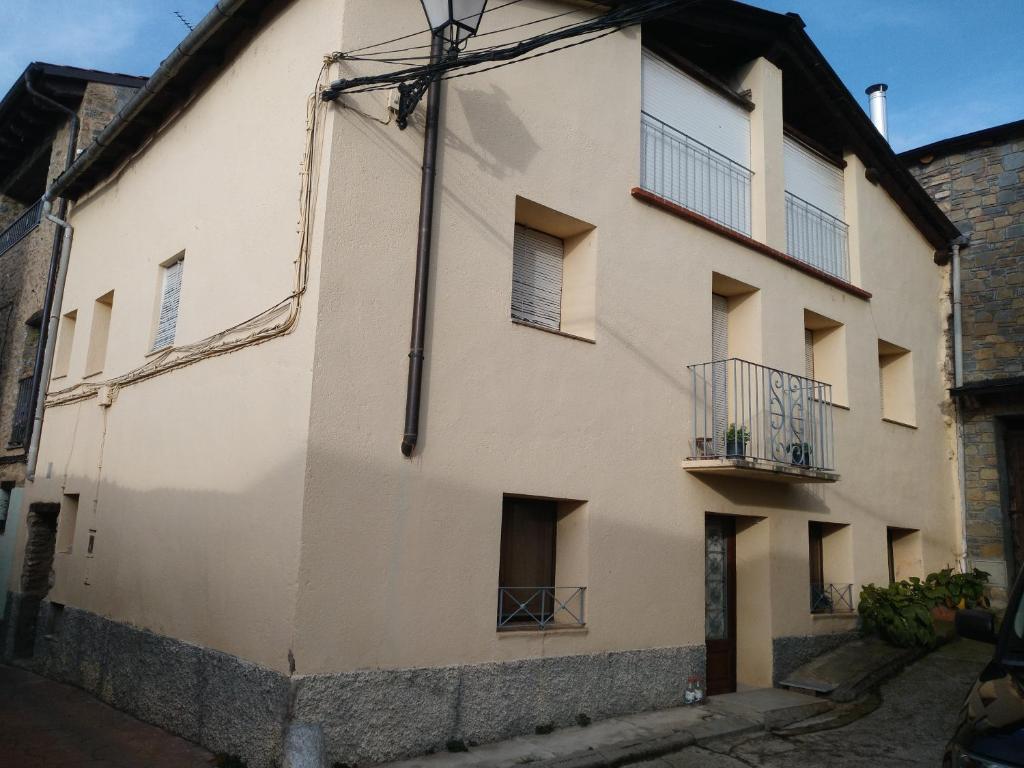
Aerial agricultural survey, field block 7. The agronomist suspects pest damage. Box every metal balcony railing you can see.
[785,192,850,281]
[0,199,44,257]
[811,583,854,614]
[688,358,836,472]
[497,586,586,630]
[640,111,753,236]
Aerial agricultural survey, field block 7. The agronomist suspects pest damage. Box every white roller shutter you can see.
[711,294,729,452]
[641,50,750,167]
[784,135,845,220]
[153,258,183,350]
[511,225,563,330]
[805,329,815,380]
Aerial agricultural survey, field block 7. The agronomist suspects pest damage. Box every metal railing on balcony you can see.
[640,111,753,236]
[688,358,836,472]
[0,199,44,257]
[785,192,850,281]
[497,586,586,630]
[811,583,854,614]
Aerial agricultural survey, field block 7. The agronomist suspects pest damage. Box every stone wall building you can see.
[902,119,1024,602]
[0,64,143,635]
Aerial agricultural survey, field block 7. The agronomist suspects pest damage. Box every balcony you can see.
[785,192,850,282]
[685,358,839,483]
[640,111,752,236]
[811,583,854,614]
[497,586,586,631]
[0,199,43,257]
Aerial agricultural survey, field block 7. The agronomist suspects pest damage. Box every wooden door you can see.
[1006,428,1024,580]
[705,514,737,695]
[499,498,557,625]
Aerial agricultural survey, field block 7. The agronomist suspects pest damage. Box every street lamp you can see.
[400,0,487,457]
[420,0,489,50]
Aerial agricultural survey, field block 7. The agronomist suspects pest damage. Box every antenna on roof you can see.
[172,11,194,32]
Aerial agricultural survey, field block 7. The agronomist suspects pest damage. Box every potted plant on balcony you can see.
[725,424,749,457]
[789,441,813,466]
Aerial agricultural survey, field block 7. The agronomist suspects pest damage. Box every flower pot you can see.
[790,443,812,466]
[931,605,956,623]
[726,439,747,457]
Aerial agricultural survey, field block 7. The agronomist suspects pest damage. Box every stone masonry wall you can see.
[906,135,1024,384]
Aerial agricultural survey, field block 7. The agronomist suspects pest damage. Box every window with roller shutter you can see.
[153,257,184,351]
[511,225,563,331]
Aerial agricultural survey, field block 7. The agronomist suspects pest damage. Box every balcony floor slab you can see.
[682,457,840,483]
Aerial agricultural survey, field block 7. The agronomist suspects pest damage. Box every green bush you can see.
[858,582,936,648]
[858,567,991,648]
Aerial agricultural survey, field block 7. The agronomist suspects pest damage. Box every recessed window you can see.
[52,309,77,379]
[152,256,184,351]
[84,291,114,376]
[511,197,595,341]
[497,495,587,630]
[878,340,915,426]
[804,310,848,406]
[808,521,854,614]
[886,527,923,583]
[56,494,79,555]
[0,483,12,535]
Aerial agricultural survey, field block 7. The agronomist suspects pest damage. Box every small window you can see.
[808,521,853,614]
[886,527,922,583]
[512,225,563,331]
[56,494,79,555]
[84,291,114,376]
[0,483,12,535]
[497,496,587,630]
[52,309,77,379]
[878,340,915,426]
[804,310,848,406]
[153,257,184,351]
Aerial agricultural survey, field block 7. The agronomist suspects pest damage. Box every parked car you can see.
[947,568,1024,767]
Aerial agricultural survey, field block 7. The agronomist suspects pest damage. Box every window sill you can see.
[811,611,856,620]
[81,371,103,380]
[144,345,173,358]
[497,624,588,635]
[511,319,595,344]
[630,187,872,301]
[881,417,917,430]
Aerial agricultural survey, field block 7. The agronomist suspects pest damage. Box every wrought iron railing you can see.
[0,199,43,257]
[688,358,836,472]
[811,583,854,614]
[785,192,850,281]
[497,586,586,630]
[640,111,753,236]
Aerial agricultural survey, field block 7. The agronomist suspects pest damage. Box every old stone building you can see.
[0,64,143,636]
[902,119,1024,601]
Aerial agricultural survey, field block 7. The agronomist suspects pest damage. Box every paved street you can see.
[635,639,992,768]
[0,663,213,768]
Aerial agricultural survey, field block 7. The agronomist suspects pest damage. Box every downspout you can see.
[950,235,970,570]
[23,74,79,480]
[401,34,445,458]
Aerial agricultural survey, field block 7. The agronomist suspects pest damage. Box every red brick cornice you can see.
[631,187,873,300]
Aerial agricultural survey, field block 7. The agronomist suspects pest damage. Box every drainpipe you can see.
[401,34,444,458]
[23,74,79,481]
[950,235,970,570]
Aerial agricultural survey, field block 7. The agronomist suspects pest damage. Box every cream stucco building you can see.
[0,1,965,766]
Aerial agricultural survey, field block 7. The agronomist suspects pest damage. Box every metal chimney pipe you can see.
[865,83,888,141]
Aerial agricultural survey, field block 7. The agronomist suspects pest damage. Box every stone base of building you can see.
[6,595,705,767]
[771,631,859,685]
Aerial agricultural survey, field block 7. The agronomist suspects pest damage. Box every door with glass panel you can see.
[705,514,737,695]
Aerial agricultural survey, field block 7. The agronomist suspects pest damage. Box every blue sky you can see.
[1,0,1022,152]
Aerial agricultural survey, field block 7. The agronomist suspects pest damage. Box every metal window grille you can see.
[810,583,854,614]
[511,225,563,330]
[8,377,34,448]
[0,200,43,257]
[640,112,753,236]
[689,358,836,472]
[152,258,184,350]
[497,586,586,629]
